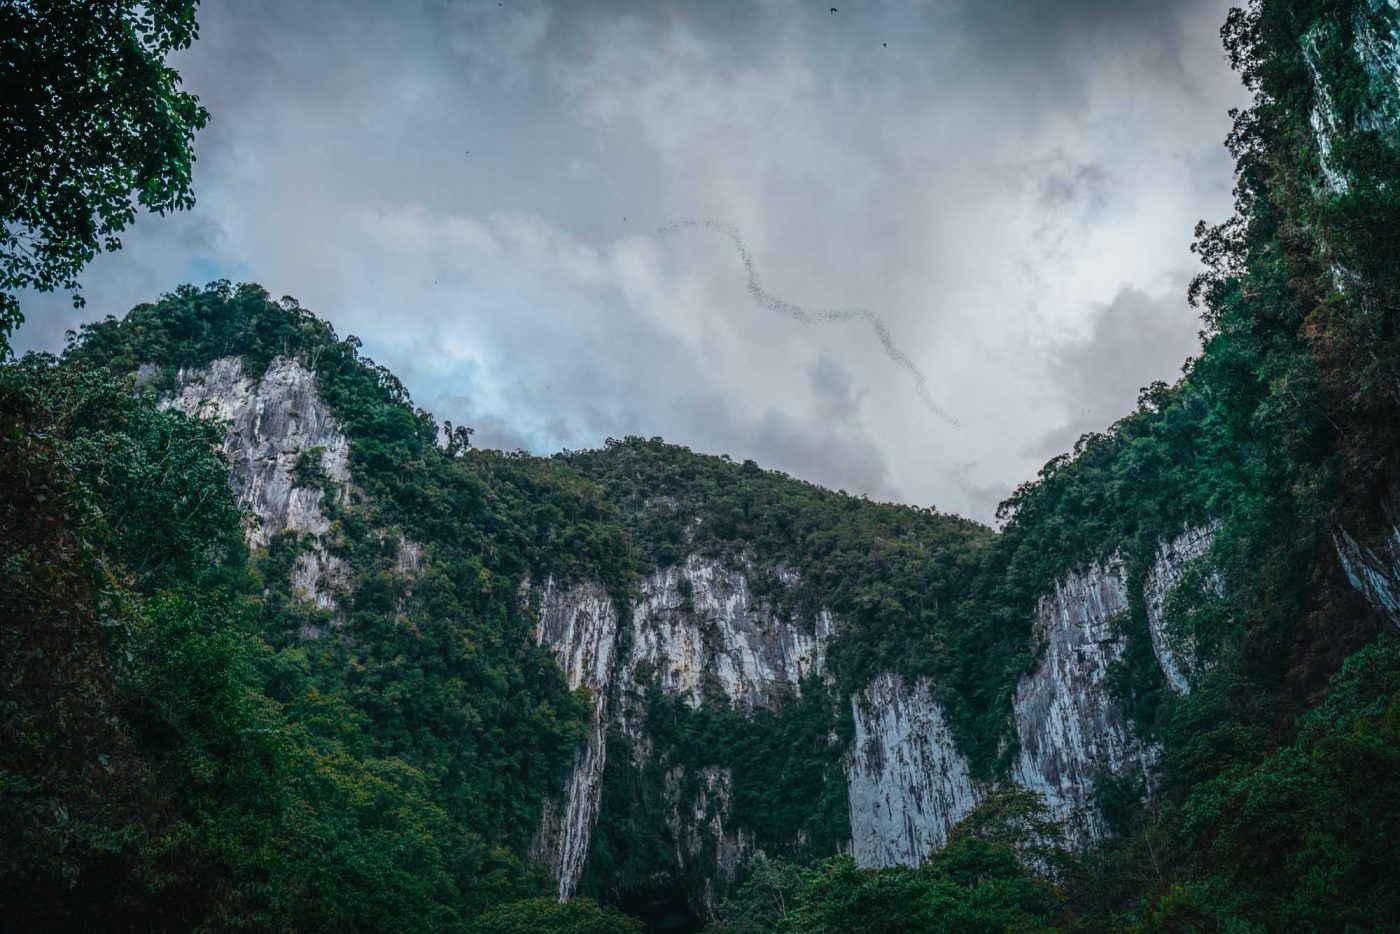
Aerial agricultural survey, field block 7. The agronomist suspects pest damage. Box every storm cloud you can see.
[13,0,1247,522]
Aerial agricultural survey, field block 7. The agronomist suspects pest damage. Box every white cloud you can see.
[13,0,1248,522]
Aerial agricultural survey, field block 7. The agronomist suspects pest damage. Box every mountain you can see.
[4,0,1400,930]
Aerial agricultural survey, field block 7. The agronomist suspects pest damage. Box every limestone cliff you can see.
[1337,520,1400,628]
[1010,559,1150,844]
[527,529,1227,894]
[158,355,352,609]
[159,356,350,545]
[630,556,832,710]
[528,579,620,899]
[1144,525,1220,693]
[149,350,1394,908]
[528,554,831,904]
[845,673,978,868]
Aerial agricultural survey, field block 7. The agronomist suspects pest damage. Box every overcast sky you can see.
[14,0,1248,522]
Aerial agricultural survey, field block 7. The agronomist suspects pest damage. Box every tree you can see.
[469,896,644,934]
[0,0,209,349]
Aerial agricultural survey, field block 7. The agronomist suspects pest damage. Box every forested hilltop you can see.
[4,0,1400,930]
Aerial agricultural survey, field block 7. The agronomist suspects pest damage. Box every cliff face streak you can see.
[630,556,832,710]
[528,579,619,899]
[1011,560,1150,844]
[845,526,1225,865]
[1145,525,1220,693]
[845,673,978,868]
[531,533,1221,894]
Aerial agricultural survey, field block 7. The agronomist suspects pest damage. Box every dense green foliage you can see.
[0,0,209,344]
[469,896,643,934]
[4,0,1399,929]
[54,283,653,917]
[1174,636,1400,927]
[712,789,1068,933]
[0,357,466,927]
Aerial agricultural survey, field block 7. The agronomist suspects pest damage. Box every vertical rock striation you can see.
[1303,0,1400,193]
[155,354,1267,888]
[144,349,1246,887]
[845,673,979,868]
[1011,560,1149,843]
[529,578,621,899]
[1337,524,1400,627]
[631,556,833,709]
[529,555,838,904]
[161,356,352,607]
[150,356,1242,882]
[1143,524,1220,693]
[162,356,350,544]
[664,765,750,918]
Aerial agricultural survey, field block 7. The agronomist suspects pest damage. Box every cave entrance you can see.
[613,882,704,934]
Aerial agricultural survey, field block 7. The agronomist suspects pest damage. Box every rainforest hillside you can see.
[3,0,1400,931]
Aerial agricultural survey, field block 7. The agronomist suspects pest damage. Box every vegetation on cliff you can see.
[2,0,1399,930]
[1,295,642,928]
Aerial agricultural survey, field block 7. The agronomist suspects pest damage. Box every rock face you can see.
[844,527,1221,863]
[529,555,833,904]
[528,579,620,899]
[1144,525,1220,693]
[146,359,1239,888]
[154,352,1319,898]
[162,356,351,545]
[532,530,1230,891]
[143,343,1400,908]
[1350,0,1400,140]
[1337,524,1400,627]
[845,673,979,868]
[161,355,352,608]
[1303,0,1400,192]
[1011,559,1150,843]
[664,765,750,917]
[1304,27,1352,192]
[631,556,833,709]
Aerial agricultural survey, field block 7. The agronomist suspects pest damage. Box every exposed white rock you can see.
[395,537,424,576]
[153,356,1253,882]
[1143,525,1220,693]
[631,555,834,709]
[1352,0,1400,137]
[161,356,354,611]
[534,543,1222,889]
[291,549,347,612]
[1337,526,1400,627]
[846,672,980,868]
[847,537,1223,865]
[530,555,841,905]
[1304,29,1351,192]
[162,356,351,547]
[1011,560,1152,843]
[529,578,620,899]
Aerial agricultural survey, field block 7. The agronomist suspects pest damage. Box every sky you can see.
[14,0,1250,523]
